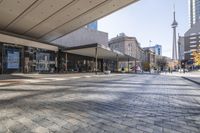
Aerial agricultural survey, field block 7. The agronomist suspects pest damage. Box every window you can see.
[190,45,197,47]
[190,49,197,52]
[190,41,197,44]
[190,33,197,36]
[189,36,197,39]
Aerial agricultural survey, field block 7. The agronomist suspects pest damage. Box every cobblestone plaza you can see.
[0,74,200,133]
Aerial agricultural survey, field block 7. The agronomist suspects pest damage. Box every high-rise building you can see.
[184,21,200,62]
[86,21,98,30]
[143,44,162,56]
[178,36,185,61]
[171,8,178,60]
[189,0,200,27]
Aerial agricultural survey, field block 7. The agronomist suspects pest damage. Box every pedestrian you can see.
[168,67,170,73]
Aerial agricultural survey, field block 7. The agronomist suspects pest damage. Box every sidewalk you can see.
[161,71,200,85]
[0,73,125,85]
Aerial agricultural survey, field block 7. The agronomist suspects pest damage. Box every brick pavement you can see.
[0,74,200,133]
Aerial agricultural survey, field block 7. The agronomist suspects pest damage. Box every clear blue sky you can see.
[99,0,189,58]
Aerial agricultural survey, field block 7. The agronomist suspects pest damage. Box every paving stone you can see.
[0,74,200,133]
[31,126,49,133]
[0,124,8,133]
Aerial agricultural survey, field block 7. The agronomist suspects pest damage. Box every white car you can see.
[178,69,188,73]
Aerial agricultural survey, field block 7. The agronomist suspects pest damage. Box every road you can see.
[0,74,200,133]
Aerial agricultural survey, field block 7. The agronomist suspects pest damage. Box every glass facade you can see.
[24,47,56,73]
[67,53,103,72]
[189,0,200,27]
[0,43,57,74]
[86,21,98,30]
[0,43,117,74]
[1,44,23,74]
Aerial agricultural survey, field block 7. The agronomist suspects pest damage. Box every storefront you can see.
[0,43,23,74]
[0,43,57,74]
[0,34,133,74]
[24,47,57,73]
[65,43,133,73]
[67,53,103,72]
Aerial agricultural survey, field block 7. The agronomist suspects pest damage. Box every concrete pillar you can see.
[21,46,25,73]
[135,58,137,73]
[116,54,119,72]
[65,52,68,72]
[23,46,30,73]
[101,59,103,72]
[95,47,98,75]
[57,49,63,73]
[0,44,3,74]
[128,58,130,73]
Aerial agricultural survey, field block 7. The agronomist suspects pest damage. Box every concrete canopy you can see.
[65,43,135,61]
[0,32,58,51]
[0,0,139,43]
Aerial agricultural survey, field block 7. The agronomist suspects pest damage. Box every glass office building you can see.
[86,21,98,30]
[189,0,200,27]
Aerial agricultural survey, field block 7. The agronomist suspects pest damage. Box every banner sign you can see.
[7,50,20,69]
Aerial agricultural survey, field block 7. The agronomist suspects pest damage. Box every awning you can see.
[0,32,58,51]
[65,43,135,61]
[0,0,139,43]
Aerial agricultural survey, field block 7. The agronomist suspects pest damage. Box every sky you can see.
[98,0,189,58]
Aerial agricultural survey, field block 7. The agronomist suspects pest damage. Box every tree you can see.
[142,62,150,71]
[156,57,167,71]
[193,51,200,66]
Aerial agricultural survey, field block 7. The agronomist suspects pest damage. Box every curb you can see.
[181,77,200,85]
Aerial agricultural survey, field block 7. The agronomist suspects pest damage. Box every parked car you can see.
[178,68,188,73]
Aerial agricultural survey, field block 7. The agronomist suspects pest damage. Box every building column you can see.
[95,47,98,75]
[135,58,137,73]
[23,46,29,73]
[55,51,58,73]
[65,52,68,72]
[0,44,3,74]
[57,49,63,73]
[21,46,25,73]
[101,59,103,72]
[116,54,119,72]
[128,58,130,73]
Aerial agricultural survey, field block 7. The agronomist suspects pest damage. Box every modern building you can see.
[0,32,58,74]
[143,44,162,56]
[53,28,108,47]
[189,0,200,27]
[53,27,110,72]
[0,0,139,74]
[86,21,98,30]
[178,36,185,61]
[184,21,200,63]
[109,33,143,71]
[53,29,134,73]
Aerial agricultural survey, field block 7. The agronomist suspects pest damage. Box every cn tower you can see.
[171,7,178,60]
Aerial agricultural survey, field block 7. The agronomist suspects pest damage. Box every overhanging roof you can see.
[0,32,58,51]
[0,0,139,43]
[65,43,135,61]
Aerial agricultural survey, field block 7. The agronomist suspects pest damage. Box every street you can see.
[0,74,200,133]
